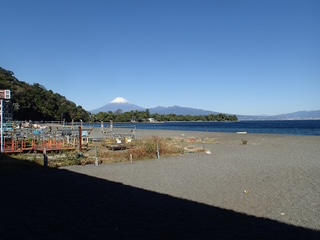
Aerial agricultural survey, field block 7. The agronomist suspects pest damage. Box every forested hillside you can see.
[0,67,89,121]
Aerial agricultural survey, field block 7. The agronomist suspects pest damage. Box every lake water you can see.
[89,120,320,136]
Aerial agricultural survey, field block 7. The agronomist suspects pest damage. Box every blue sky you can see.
[1,0,319,115]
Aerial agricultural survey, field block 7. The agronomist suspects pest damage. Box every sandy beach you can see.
[65,129,320,231]
[1,129,320,239]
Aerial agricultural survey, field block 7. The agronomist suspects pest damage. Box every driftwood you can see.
[105,144,127,151]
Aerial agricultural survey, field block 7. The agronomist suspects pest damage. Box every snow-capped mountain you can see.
[90,97,145,114]
[110,97,129,104]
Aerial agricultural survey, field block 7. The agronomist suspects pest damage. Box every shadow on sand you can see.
[1,154,319,240]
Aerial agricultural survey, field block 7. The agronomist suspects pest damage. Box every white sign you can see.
[0,90,11,99]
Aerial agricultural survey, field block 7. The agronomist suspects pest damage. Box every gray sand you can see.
[64,129,320,231]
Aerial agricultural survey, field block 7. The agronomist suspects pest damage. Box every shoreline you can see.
[94,127,320,139]
[91,119,320,137]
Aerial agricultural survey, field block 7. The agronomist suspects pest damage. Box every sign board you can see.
[0,90,11,99]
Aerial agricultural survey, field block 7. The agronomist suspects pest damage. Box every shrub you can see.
[241,139,248,145]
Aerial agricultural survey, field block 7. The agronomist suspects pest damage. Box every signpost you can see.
[0,90,10,100]
[0,90,11,153]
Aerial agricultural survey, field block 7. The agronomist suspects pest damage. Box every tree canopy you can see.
[0,67,90,121]
[93,109,238,123]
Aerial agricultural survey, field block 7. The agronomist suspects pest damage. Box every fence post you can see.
[157,142,160,159]
[32,137,36,151]
[94,146,98,166]
[43,148,48,168]
[79,126,82,151]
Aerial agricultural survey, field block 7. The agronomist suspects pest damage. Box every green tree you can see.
[0,66,90,121]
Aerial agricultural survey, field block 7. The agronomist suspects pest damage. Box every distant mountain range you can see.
[90,97,220,116]
[238,110,320,120]
[149,106,220,116]
[90,97,320,120]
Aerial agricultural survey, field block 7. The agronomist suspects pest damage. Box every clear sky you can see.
[1,0,319,116]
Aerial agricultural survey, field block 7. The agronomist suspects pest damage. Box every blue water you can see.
[89,120,320,136]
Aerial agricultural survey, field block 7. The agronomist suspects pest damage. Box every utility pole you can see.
[0,99,3,153]
[0,90,11,153]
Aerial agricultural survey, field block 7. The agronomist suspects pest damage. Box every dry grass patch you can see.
[101,136,185,163]
[5,135,212,167]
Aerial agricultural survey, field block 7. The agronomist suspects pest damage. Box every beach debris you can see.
[184,146,197,153]
[205,150,212,154]
[241,139,248,145]
[243,190,249,194]
[280,212,286,216]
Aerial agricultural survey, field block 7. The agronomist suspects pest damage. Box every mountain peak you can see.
[111,97,129,104]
